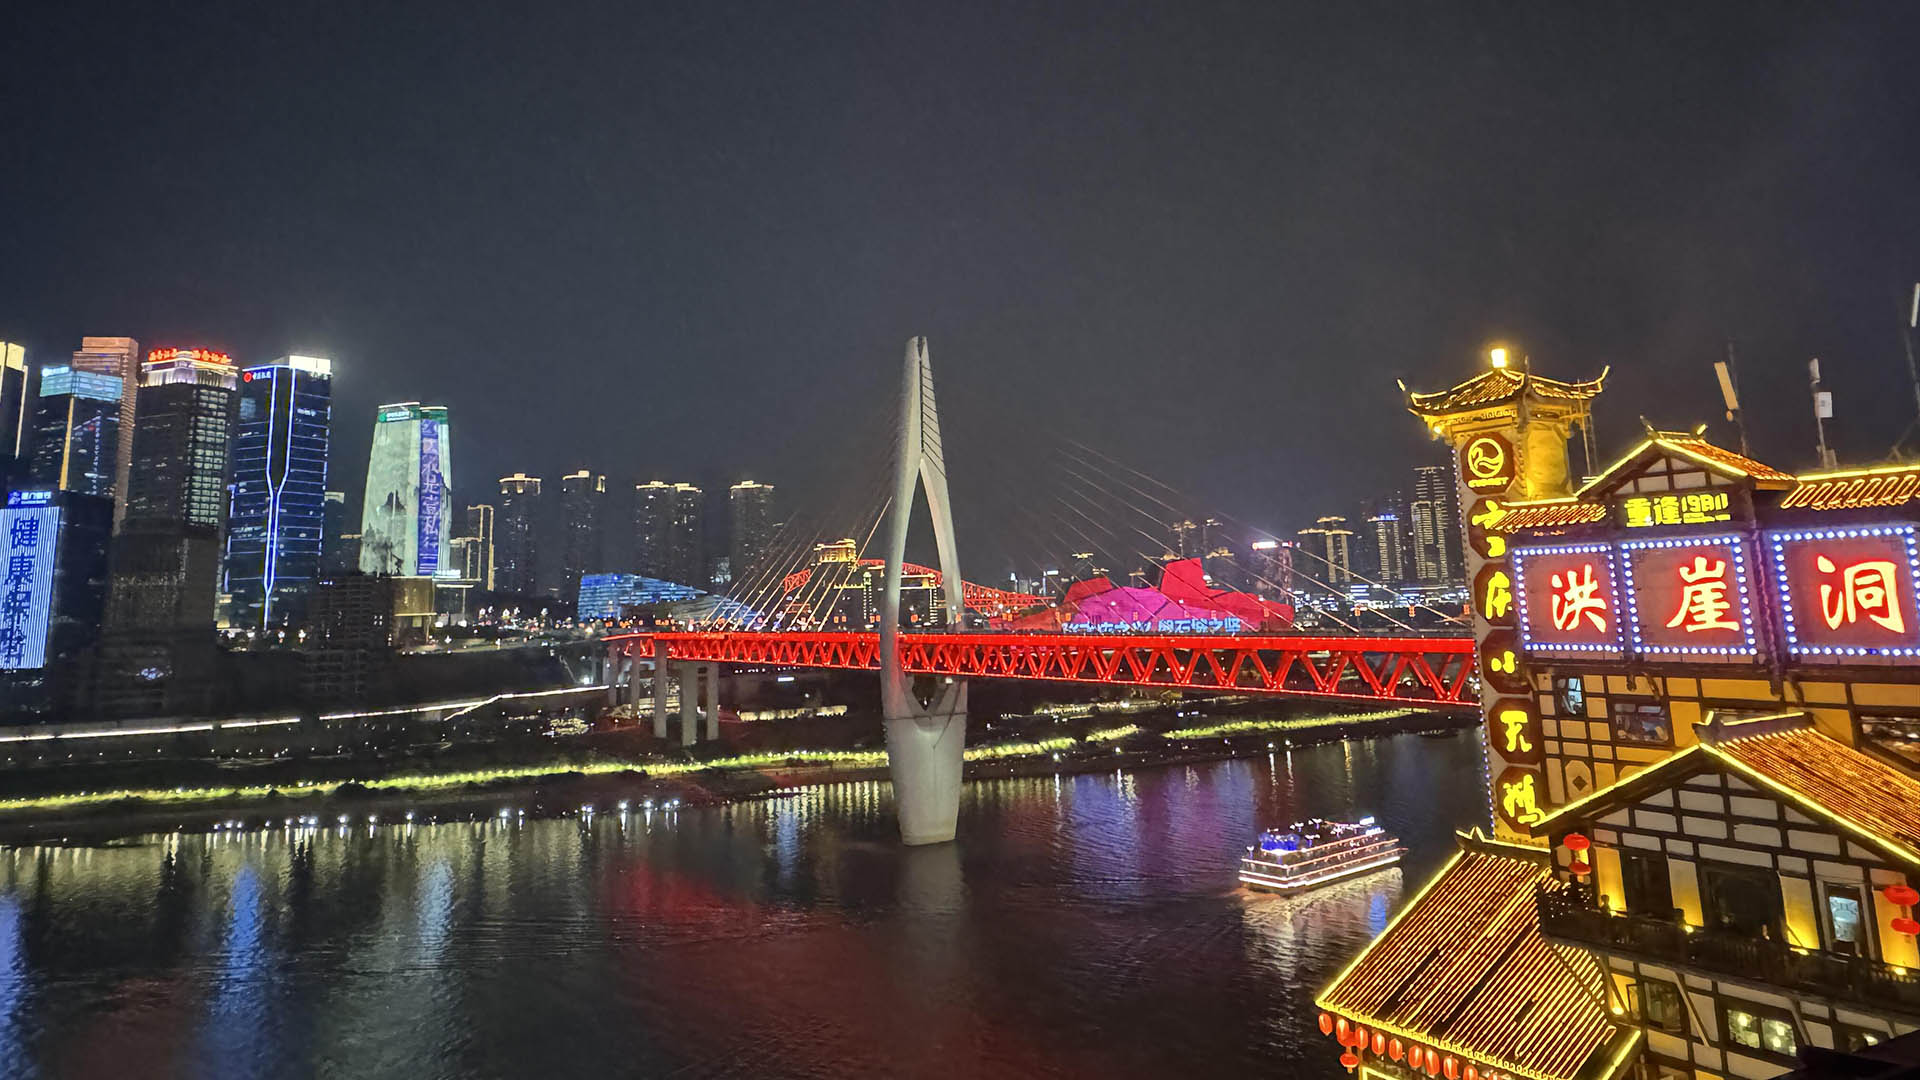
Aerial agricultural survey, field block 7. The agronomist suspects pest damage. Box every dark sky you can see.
[5,2,1920,572]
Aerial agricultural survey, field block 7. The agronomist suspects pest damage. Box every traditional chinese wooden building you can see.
[1318,351,1920,1080]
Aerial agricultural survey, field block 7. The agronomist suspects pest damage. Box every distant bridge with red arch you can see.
[605,630,1478,709]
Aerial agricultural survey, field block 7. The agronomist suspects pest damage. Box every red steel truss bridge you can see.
[606,630,1478,708]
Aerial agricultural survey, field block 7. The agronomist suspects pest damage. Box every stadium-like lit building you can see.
[224,355,333,629]
[357,402,454,578]
[576,573,706,621]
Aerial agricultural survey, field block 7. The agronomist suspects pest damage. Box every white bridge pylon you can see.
[880,336,968,845]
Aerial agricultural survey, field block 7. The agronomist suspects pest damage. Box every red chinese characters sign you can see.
[1770,526,1920,661]
[1621,536,1758,660]
[1512,544,1623,656]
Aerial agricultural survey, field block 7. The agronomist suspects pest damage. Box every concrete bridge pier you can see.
[652,660,669,739]
[678,662,700,745]
[703,665,720,741]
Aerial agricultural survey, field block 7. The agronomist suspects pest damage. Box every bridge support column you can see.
[605,645,621,707]
[679,662,699,746]
[880,337,969,846]
[703,664,719,741]
[651,659,668,739]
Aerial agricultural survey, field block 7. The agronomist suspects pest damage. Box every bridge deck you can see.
[607,631,1478,708]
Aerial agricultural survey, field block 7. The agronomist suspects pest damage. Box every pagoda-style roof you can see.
[1781,462,1920,512]
[1537,713,1920,868]
[1316,830,1639,1080]
[1405,366,1608,419]
[1578,431,1794,497]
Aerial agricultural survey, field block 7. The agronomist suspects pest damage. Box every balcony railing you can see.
[1535,885,1920,1020]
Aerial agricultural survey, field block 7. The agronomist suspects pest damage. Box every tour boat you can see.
[1239,817,1405,894]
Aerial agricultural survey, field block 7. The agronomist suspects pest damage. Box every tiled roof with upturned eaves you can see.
[1405,368,1608,417]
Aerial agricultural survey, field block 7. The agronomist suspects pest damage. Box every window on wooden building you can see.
[1610,701,1672,746]
[1824,883,1868,957]
[1629,977,1687,1034]
[1702,864,1784,941]
[1859,715,1920,772]
[1554,675,1585,716]
[1725,1003,1798,1058]
[1621,851,1674,919]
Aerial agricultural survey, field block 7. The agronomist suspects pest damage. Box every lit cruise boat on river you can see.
[1238,817,1404,894]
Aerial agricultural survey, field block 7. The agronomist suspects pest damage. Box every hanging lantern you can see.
[1373,1031,1388,1056]
[1406,1046,1422,1071]
[1389,1038,1404,1062]
[1570,859,1591,876]
[1319,1012,1334,1036]
[1465,1066,1480,1080]
[1444,1054,1460,1080]
[1336,1018,1351,1043]
[1340,1051,1360,1072]
[1426,1050,1442,1077]
[1887,884,1920,907]
[1893,916,1920,936]
[1564,833,1590,852]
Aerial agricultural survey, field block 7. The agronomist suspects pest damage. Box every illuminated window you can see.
[1610,701,1671,746]
[1630,978,1687,1035]
[1859,715,1920,772]
[1725,1004,1798,1058]
[1839,1025,1887,1052]
[1553,675,1585,716]
[1824,883,1867,957]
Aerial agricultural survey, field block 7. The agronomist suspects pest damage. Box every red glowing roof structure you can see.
[1005,558,1291,632]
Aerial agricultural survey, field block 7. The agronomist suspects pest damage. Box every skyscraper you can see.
[26,364,122,498]
[729,480,775,583]
[1366,511,1406,583]
[1410,463,1461,584]
[69,337,141,528]
[224,356,333,629]
[357,403,454,578]
[632,480,672,579]
[559,470,607,603]
[1298,515,1354,586]
[93,348,239,716]
[320,490,352,575]
[495,474,541,594]
[668,483,704,587]
[0,343,26,489]
[0,488,113,716]
[465,504,495,590]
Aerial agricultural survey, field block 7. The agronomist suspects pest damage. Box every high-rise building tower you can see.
[729,480,775,584]
[1298,515,1354,586]
[1366,511,1406,583]
[26,364,123,498]
[357,403,454,578]
[632,480,673,579]
[668,482,704,587]
[495,474,541,594]
[559,470,607,603]
[0,343,26,488]
[465,504,495,590]
[1409,463,1461,584]
[0,488,113,716]
[69,337,141,528]
[93,348,239,717]
[224,356,333,629]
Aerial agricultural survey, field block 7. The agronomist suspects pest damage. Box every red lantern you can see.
[1340,1051,1360,1072]
[1319,1012,1334,1036]
[1353,1026,1369,1049]
[1564,833,1591,852]
[1444,1055,1460,1080]
[1336,1018,1351,1043]
[1406,1046,1422,1070]
[1427,1050,1442,1077]
[1465,1067,1479,1080]
[1570,859,1591,876]
[1390,1038,1404,1062]
[1893,916,1920,936]
[1887,884,1920,907]
[1373,1031,1387,1056]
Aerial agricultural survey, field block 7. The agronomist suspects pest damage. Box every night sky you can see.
[6,3,1919,572]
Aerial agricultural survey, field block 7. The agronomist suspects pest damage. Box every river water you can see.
[0,728,1487,1079]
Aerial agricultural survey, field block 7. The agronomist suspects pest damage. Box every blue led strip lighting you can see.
[1767,524,1920,658]
[1512,542,1625,655]
[1617,534,1758,659]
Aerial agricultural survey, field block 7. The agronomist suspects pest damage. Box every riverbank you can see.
[0,703,1474,845]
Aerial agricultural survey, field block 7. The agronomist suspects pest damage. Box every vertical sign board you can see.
[1620,535,1759,661]
[1768,525,1920,663]
[417,418,443,576]
[0,500,61,670]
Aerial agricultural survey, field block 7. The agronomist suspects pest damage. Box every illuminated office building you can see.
[729,480,775,584]
[0,343,25,488]
[632,480,704,587]
[463,504,495,590]
[25,364,122,499]
[495,474,540,594]
[632,480,672,579]
[357,403,454,578]
[320,490,352,575]
[0,489,113,716]
[559,469,607,601]
[123,349,240,529]
[1410,462,1461,584]
[1297,515,1353,585]
[224,355,332,629]
[1366,510,1406,583]
[68,337,141,527]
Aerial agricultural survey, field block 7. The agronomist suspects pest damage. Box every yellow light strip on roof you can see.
[1703,742,1920,870]
[1532,746,1707,832]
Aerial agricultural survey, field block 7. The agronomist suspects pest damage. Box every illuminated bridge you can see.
[606,629,1476,707]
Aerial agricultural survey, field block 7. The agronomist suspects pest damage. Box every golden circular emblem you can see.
[1465,437,1505,480]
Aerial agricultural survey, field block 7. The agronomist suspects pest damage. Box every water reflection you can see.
[0,729,1483,1079]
